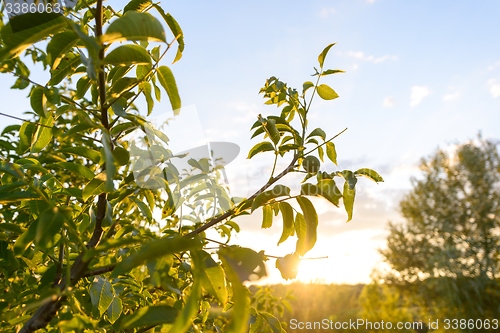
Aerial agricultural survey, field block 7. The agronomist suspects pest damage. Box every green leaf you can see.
[56,162,95,180]
[103,11,166,43]
[0,13,66,60]
[326,141,337,165]
[19,122,35,153]
[14,219,38,255]
[102,131,116,192]
[276,253,300,280]
[157,66,181,113]
[60,147,101,163]
[295,197,318,256]
[260,312,285,333]
[343,181,356,222]
[218,246,267,282]
[316,84,339,100]
[104,44,152,66]
[89,277,114,317]
[0,191,39,203]
[192,250,228,306]
[355,168,384,182]
[219,252,251,333]
[119,305,178,329]
[109,77,138,99]
[169,271,202,332]
[131,197,152,223]
[31,114,54,153]
[294,213,307,256]
[112,236,202,277]
[112,146,130,166]
[36,207,69,249]
[247,141,275,159]
[321,69,345,76]
[259,116,280,146]
[82,177,105,202]
[306,128,326,141]
[139,81,154,115]
[30,87,47,118]
[339,170,357,189]
[0,161,24,179]
[76,76,92,100]
[49,52,81,86]
[46,31,79,70]
[153,4,185,63]
[318,179,342,206]
[261,205,273,229]
[124,0,153,13]
[107,296,123,324]
[302,81,314,94]
[318,43,335,68]
[277,202,294,245]
[251,185,291,211]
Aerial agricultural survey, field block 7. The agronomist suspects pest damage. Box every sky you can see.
[1,0,500,284]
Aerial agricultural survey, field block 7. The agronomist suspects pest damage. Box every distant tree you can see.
[381,137,500,326]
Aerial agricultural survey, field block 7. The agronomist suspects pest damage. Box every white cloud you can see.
[410,86,430,107]
[487,61,500,71]
[442,92,460,101]
[367,0,376,3]
[319,7,335,18]
[347,51,398,64]
[383,96,395,108]
[487,79,500,98]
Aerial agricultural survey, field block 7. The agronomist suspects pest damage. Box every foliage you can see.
[268,283,364,333]
[0,1,381,332]
[359,282,419,333]
[380,137,500,329]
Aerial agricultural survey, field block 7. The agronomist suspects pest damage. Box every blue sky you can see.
[1,0,500,284]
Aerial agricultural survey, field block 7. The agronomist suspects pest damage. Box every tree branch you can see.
[185,155,298,237]
[19,1,109,331]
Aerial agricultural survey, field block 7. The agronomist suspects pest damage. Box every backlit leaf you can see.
[107,296,122,324]
[112,236,202,277]
[31,114,54,153]
[318,43,335,68]
[103,11,166,43]
[326,141,337,165]
[35,207,69,249]
[89,276,114,317]
[194,251,227,305]
[306,128,326,141]
[275,253,300,280]
[296,196,318,255]
[317,84,339,100]
[49,52,81,86]
[56,162,94,180]
[104,44,152,66]
[251,185,291,211]
[0,13,66,60]
[30,86,47,118]
[247,141,275,159]
[343,181,356,222]
[46,31,79,70]
[261,205,273,229]
[153,4,185,63]
[119,305,178,329]
[82,177,105,202]
[157,66,181,113]
[354,168,384,182]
